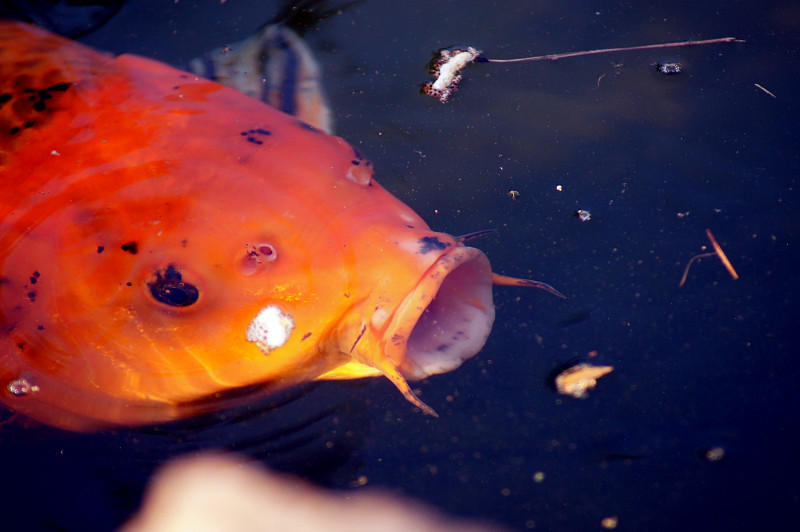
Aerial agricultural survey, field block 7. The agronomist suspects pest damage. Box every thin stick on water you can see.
[678,252,717,288]
[704,228,739,281]
[423,37,743,103]
[678,229,739,287]
[483,37,742,63]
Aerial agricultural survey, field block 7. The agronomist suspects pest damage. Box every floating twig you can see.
[705,228,739,280]
[678,252,717,287]
[423,37,743,103]
[678,229,739,287]
[754,83,776,98]
[483,37,741,64]
[596,73,606,88]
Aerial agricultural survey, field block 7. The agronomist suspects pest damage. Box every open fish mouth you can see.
[388,245,496,381]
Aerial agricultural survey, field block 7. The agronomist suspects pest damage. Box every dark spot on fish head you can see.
[97,245,105,253]
[297,121,319,133]
[147,265,199,307]
[121,241,138,254]
[345,151,374,186]
[239,242,278,276]
[2,81,71,150]
[417,236,451,254]
[351,149,374,169]
[241,128,271,145]
[47,82,70,93]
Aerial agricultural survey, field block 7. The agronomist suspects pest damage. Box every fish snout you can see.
[389,245,496,381]
[340,243,496,416]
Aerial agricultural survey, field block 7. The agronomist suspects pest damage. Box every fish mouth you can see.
[388,245,496,380]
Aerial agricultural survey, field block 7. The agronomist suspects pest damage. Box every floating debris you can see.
[701,446,726,463]
[422,47,482,103]
[601,516,619,529]
[554,363,614,398]
[575,209,592,222]
[678,228,739,287]
[423,37,742,103]
[754,83,776,98]
[656,61,683,75]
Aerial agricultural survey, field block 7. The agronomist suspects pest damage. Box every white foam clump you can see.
[423,47,481,103]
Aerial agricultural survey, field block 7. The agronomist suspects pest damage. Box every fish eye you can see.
[147,264,199,307]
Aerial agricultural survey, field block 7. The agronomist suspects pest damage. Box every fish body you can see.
[0,21,497,431]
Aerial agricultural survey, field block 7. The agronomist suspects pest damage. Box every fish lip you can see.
[387,245,496,380]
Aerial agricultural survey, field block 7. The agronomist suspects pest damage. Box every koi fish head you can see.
[0,22,495,430]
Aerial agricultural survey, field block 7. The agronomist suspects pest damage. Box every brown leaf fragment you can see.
[555,364,614,398]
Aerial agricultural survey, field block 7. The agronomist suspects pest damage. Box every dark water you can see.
[4,0,799,530]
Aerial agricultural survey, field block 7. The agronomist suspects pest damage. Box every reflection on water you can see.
[2,382,369,530]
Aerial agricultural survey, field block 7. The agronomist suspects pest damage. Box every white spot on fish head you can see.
[397,236,422,255]
[246,305,294,353]
[399,212,418,224]
[371,306,389,330]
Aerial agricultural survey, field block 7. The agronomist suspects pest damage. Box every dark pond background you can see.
[3,0,798,530]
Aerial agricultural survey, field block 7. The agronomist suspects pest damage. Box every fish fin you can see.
[187,23,334,133]
[319,361,439,417]
[492,273,567,299]
[316,360,382,380]
[382,364,439,418]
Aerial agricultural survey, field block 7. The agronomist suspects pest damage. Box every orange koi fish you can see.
[0,20,561,432]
